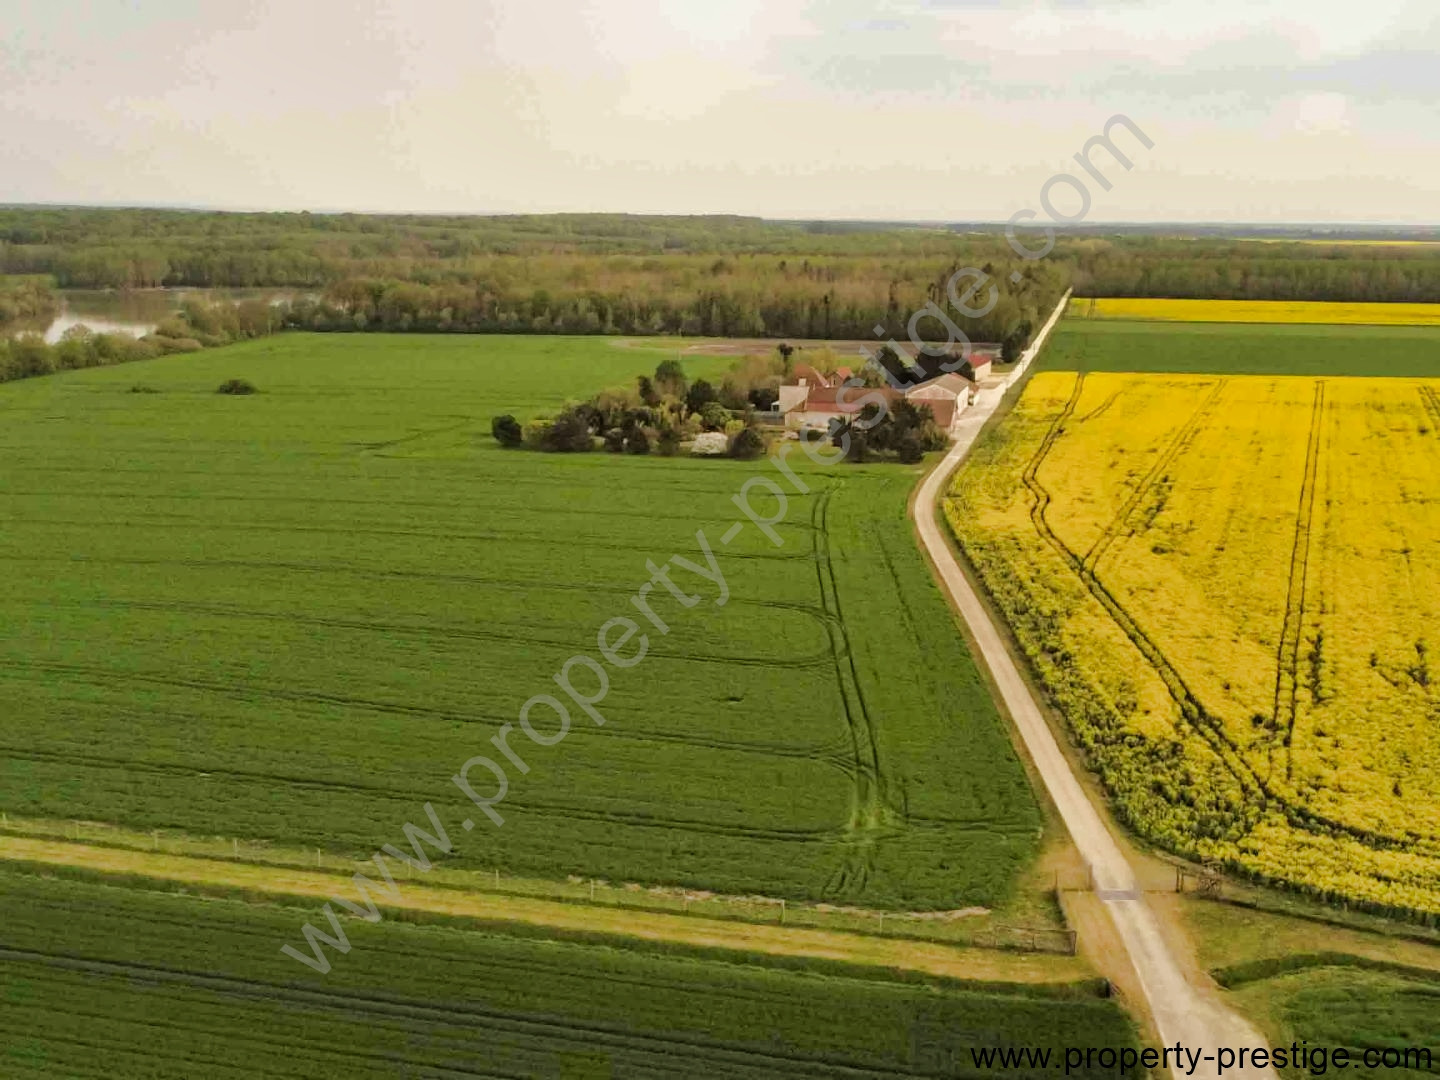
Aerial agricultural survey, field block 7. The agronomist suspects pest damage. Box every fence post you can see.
[233,838,239,859]
[590,880,596,902]
[779,899,785,925]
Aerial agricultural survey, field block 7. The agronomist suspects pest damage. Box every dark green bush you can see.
[729,427,765,460]
[491,414,523,447]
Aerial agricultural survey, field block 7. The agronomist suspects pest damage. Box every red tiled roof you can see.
[792,363,831,387]
[801,386,903,413]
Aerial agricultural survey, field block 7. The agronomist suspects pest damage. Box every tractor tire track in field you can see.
[0,501,823,540]
[811,487,888,901]
[352,416,475,452]
[1418,384,1440,433]
[1081,379,1227,573]
[0,464,804,504]
[1274,382,1326,783]
[0,950,939,1080]
[0,663,854,778]
[48,597,835,671]
[0,745,843,843]
[1024,376,1430,855]
[3,516,820,554]
[0,554,832,616]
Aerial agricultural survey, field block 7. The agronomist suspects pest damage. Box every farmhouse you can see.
[781,383,904,432]
[777,357,990,434]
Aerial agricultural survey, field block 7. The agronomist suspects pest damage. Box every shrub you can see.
[491,414,523,447]
[896,431,924,464]
[748,386,779,411]
[522,418,553,449]
[685,379,718,416]
[919,420,949,451]
[729,427,765,460]
[216,378,257,395]
[128,384,161,395]
[603,428,626,453]
[625,428,651,455]
[699,401,730,431]
[691,432,728,456]
[156,336,205,354]
[656,428,682,457]
[545,409,594,452]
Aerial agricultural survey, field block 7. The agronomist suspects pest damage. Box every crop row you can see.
[0,869,1139,1079]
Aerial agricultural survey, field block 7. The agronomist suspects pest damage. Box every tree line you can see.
[6,210,1440,349]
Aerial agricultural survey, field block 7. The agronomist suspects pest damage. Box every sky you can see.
[2,0,1437,224]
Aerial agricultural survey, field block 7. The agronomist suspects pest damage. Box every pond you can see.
[6,289,303,343]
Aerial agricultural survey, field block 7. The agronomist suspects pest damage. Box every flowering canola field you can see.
[948,371,1440,915]
[1067,297,1440,326]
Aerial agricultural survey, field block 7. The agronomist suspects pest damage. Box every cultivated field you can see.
[0,333,1038,911]
[948,369,1440,914]
[1067,297,1440,326]
[1223,964,1438,1080]
[1046,318,1440,377]
[0,868,1138,1079]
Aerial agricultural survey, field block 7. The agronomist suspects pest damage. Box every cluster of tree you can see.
[8,209,1440,353]
[830,399,951,464]
[0,297,282,386]
[0,208,1062,347]
[0,277,59,327]
[492,357,769,460]
[261,256,1062,348]
[1071,236,1440,302]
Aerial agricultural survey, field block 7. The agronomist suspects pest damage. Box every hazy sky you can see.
[3,0,1437,223]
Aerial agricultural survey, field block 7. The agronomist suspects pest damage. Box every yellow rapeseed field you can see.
[1067,297,1440,326]
[948,371,1440,916]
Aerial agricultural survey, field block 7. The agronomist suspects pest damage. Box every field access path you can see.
[913,293,1276,1080]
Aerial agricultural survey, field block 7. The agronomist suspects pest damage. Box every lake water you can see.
[6,289,301,343]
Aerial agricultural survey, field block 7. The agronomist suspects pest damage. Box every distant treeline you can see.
[3,210,1440,345]
[1072,237,1440,303]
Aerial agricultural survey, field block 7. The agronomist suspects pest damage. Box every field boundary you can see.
[1068,297,1440,328]
[0,834,1089,985]
[914,294,1283,1075]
